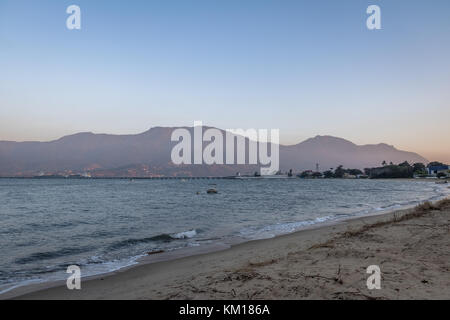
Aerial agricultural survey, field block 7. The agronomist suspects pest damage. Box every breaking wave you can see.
[107,230,197,250]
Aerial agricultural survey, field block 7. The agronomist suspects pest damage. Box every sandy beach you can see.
[3,196,450,300]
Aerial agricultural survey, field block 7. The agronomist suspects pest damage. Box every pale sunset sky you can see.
[0,0,449,163]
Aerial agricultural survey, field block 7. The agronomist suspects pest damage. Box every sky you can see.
[0,0,449,163]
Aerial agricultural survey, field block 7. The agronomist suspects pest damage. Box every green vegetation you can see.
[297,161,447,179]
[365,164,413,179]
[323,170,334,179]
[334,165,345,178]
[298,166,365,179]
[413,162,426,172]
[427,161,446,168]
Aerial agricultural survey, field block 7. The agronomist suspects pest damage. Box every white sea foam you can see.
[171,229,197,239]
[239,215,338,240]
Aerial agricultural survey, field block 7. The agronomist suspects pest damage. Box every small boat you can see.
[207,184,218,194]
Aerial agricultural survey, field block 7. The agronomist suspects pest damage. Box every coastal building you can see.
[428,165,449,176]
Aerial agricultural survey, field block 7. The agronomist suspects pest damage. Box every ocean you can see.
[0,178,448,293]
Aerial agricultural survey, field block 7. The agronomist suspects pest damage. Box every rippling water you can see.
[0,178,448,292]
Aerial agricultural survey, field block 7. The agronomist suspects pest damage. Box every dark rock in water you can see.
[147,250,164,255]
[207,189,218,194]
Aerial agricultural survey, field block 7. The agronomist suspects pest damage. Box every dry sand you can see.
[4,197,450,300]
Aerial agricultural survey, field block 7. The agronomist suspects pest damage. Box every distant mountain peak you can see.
[307,135,354,143]
[56,131,95,141]
[376,143,395,148]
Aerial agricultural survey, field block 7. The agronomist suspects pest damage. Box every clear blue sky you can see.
[1,0,449,162]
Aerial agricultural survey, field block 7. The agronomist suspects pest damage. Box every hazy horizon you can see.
[1,0,449,163]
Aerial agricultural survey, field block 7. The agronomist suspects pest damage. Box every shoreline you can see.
[2,193,449,300]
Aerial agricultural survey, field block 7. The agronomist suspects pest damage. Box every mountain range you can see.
[0,126,428,177]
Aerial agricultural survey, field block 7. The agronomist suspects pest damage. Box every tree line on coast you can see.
[297,161,448,179]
